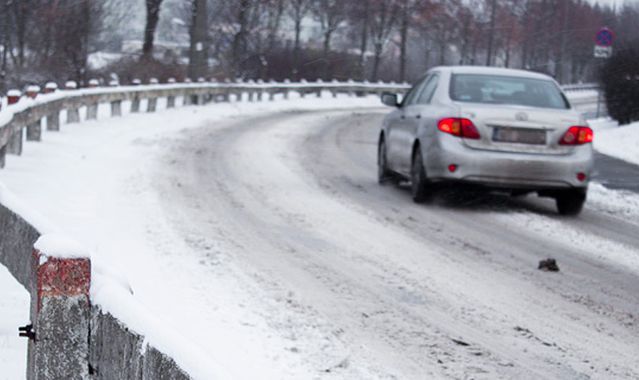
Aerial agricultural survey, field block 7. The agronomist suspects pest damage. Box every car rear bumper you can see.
[425,136,594,190]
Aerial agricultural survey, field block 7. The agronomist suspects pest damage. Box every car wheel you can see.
[556,190,586,216]
[378,137,393,184]
[411,147,432,203]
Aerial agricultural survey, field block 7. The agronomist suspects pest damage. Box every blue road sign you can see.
[595,28,615,47]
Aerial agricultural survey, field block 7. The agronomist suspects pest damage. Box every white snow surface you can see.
[34,234,90,259]
[595,121,639,166]
[0,264,28,380]
[0,94,384,380]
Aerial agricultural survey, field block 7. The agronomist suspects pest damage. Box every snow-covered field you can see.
[1,93,639,379]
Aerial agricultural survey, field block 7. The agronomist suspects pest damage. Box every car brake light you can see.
[438,118,480,139]
[560,126,593,145]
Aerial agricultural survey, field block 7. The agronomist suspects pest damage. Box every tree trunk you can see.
[358,1,370,81]
[188,0,208,79]
[143,0,164,58]
[293,18,302,80]
[485,0,497,66]
[372,43,383,81]
[399,0,409,82]
[323,30,332,80]
[232,0,250,77]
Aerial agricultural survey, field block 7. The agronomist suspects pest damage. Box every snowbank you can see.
[595,121,639,166]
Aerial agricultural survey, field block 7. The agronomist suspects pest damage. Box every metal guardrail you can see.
[0,80,412,169]
[0,80,605,170]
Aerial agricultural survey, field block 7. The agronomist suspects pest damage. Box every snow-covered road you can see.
[1,100,638,379]
[156,109,639,379]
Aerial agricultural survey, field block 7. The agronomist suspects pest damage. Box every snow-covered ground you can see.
[594,120,639,166]
[0,94,383,379]
[1,92,639,379]
[0,265,28,380]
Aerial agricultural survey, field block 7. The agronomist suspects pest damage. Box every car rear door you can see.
[395,74,441,173]
[387,77,429,170]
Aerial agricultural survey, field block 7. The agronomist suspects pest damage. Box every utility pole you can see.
[188,0,208,80]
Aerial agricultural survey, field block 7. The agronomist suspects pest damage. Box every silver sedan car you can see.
[378,66,594,215]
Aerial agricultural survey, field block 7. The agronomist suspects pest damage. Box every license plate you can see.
[493,127,546,145]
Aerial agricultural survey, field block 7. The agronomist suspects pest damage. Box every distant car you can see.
[378,66,594,215]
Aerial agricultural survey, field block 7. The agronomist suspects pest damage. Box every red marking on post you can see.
[33,250,91,312]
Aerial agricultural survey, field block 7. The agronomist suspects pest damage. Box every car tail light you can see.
[438,118,480,139]
[559,126,593,145]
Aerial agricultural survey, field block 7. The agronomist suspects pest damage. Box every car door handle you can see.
[415,114,421,119]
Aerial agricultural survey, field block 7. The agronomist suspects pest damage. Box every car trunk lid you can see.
[458,104,580,155]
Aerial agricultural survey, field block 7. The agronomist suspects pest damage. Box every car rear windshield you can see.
[450,74,570,110]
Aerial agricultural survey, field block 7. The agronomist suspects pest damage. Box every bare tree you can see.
[287,0,312,79]
[368,0,400,81]
[313,0,348,79]
[189,0,208,79]
[143,0,164,58]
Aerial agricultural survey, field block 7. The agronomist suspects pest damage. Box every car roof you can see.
[430,66,555,81]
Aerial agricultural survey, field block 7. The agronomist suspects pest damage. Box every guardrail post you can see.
[67,108,81,124]
[0,144,6,168]
[26,120,42,141]
[28,241,91,380]
[47,111,60,132]
[299,79,307,98]
[86,104,98,120]
[147,98,157,112]
[131,97,141,113]
[167,95,176,108]
[8,89,22,105]
[7,130,23,155]
[111,100,122,117]
[315,80,323,97]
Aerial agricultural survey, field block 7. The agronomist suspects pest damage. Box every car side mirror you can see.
[381,92,399,108]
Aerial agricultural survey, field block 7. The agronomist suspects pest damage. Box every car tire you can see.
[378,137,393,184]
[556,190,586,216]
[411,147,432,203]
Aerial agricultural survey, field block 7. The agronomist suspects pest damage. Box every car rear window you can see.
[450,74,570,110]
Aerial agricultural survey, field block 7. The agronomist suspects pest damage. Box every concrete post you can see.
[257,90,263,101]
[111,101,122,117]
[28,244,91,380]
[43,82,58,94]
[183,94,191,106]
[131,97,140,113]
[167,96,176,108]
[7,130,23,155]
[67,108,80,124]
[248,91,254,102]
[0,144,6,168]
[8,90,22,105]
[47,112,60,132]
[86,104,98,120]
[26,120,42,141]
[147,98,157,112]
